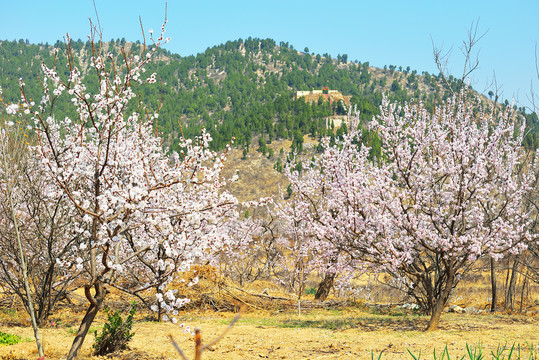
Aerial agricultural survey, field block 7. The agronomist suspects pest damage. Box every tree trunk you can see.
[66,282,106,360]
[155,283,163,322]
[519,267,529,313]
[315,273,335,301]
[425,268,454,331]
[490,258,497,312]
[505,257,519,311]
[36,263,56,327]
[298,260,304,316]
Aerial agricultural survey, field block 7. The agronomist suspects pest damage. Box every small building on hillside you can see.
[294,89,351,107]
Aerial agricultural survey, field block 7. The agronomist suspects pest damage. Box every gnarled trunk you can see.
[425,268,455,331]
[66,281,106,360]
[315,273,335,301]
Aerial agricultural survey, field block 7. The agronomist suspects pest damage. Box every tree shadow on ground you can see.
[279,314,526,332]
[280,316,428,331]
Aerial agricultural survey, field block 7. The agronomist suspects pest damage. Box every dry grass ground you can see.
[1,305,538,360]
[2,261,538,359]
[2,256,538,359]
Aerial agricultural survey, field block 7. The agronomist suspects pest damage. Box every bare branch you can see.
[91,0,103,40]
[167,335,189,360]
[168,306,245,360]
[201,305,245,351]
[431,19,487,97]
[460,19,488,82]
[431,35,454,95]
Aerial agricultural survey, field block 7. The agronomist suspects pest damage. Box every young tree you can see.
[0,118,84,321]
[214,209,274,287]
[0,119,45,357]
[0,86,85,331]
[7,20,241,359]
[274,193,314,314]
[282,117,384,302]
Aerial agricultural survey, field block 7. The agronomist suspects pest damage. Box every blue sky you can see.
[2,0,538,109]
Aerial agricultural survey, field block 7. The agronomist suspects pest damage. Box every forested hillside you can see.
[1,36,537,153]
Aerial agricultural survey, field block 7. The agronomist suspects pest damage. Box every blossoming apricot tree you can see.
[375,92,534,330]
[280,125,385,300]
[7,21,240,359]
[286,91,534,330]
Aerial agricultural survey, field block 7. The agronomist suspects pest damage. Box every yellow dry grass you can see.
[2,258,538,359]
[1,306,538,360]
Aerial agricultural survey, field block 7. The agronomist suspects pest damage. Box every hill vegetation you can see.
[3,36,537,156]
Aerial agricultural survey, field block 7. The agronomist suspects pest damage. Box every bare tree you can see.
[0,119,44,357]
[432,19,487,96]
[169,306,245,360]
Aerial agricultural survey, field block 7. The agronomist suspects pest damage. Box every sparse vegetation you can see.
[407,342,537,360]
[0,331,23,346]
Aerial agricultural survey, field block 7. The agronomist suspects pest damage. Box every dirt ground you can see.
[1,306,538,360]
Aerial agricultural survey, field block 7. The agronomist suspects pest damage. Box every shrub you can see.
[93,302,136,356]
[0,331,22,346]
[305,287,317,295]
